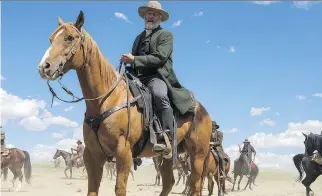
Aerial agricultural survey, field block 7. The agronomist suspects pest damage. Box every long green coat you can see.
[131,26,195,115]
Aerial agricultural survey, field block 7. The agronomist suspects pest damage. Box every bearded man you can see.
[120,1,195,159]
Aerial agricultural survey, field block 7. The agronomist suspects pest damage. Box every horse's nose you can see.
[44,62,51,69]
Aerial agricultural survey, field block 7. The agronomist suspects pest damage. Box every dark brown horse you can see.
[37,11,212,196]
[0,148,32,191]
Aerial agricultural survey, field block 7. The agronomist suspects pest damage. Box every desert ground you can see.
[1,162,321,196]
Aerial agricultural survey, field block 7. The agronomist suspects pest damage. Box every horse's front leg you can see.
[231,174,237,192]
[238,175,244,190]
[84,146,105,196]
[115,136,132,196]
[159,158,175,196]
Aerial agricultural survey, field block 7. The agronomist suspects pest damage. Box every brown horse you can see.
[182,150,232,196]
[37,11,212,196]
[0,148,32,191]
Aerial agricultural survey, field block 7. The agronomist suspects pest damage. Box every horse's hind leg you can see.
[159,158,175,196]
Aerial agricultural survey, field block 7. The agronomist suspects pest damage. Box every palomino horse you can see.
[53,149,85,179]
[37,11,212,196]
[0,148,32,191]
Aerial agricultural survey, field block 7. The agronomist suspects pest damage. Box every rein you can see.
[45,24,140,161]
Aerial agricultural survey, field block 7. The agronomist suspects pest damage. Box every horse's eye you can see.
[66,35,74,42]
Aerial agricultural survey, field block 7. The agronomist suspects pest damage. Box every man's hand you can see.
[120,53,134,64]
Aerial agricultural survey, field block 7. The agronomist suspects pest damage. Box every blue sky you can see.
[1,1,322,169]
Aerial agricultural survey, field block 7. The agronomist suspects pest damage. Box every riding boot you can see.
[220,156,226,179]
[153,107,174,159]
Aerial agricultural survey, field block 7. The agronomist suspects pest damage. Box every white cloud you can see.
[260,118,276,126]
[293,1,321,10]
[251,1,280,6]
[229,46,236,53]
[206,40,211,44]
[0,88,78,131]
[172,20,182,28]
[52,132,64,139]
[312,93,322,98]
[1,74,6,80]
[52,101,61,107]
[6,144,15,148]
[114,12,132,23]
[296,95,306,100]
[250,106,271,116]
[223,128,238,134]
[216,45,221,49]
[193,11,204,17]
[64,106,74,112]
[248,120,322,149]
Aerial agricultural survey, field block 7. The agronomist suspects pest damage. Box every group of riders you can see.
[67,121,257,180]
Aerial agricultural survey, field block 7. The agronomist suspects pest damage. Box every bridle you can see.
[46,23,124,107]
[44,23,138,162]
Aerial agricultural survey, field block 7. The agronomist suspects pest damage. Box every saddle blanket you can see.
[312,152,322,165]
[251,161,257,169]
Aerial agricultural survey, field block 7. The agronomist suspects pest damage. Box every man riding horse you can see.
[210,121,226,179]
[120,1,195,159]
[239,139,256,164]
[71,140,84,167]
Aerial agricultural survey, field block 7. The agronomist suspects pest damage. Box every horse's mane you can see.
[307,133,322,153]
[79,27,127,91]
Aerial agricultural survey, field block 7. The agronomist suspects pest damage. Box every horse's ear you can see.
[57,17,64,26]
[75,10,84,31]
[302,132,307,137]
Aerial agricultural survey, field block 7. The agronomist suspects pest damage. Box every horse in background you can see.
[104,158,134,181]
[0,148,32,192]
[153,155,188,186]
[293,133,322,196]
[37,10,213,196]
[231,152,251,191]
[243,161,259,190]
[53,149,85,179]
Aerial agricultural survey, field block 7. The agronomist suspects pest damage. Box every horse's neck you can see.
[61,151,71,160]
[76,35,125,115]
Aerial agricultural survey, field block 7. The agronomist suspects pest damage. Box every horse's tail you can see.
[23,150,32,184]
[293,153,305,182]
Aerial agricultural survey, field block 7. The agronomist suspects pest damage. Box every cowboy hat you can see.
[212,121,220,129]
[76,140,82,144]
[243,139,250,143]
[138,1,169,22]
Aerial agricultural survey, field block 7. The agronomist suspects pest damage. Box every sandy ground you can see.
[1,162,321,196]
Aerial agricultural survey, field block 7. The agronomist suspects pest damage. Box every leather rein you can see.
[45,24,140,161]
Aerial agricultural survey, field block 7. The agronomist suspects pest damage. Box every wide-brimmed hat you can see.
[212,121,220,129]
[243,139,250,143]
[138,1,169,22]
[76,140,82,144]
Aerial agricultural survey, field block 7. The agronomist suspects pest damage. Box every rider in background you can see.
[239,139,256,165]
